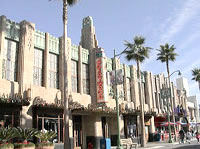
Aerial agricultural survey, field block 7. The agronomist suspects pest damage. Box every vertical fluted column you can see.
[0,16,6,79]
[78,45,83,94]
[43,33,49,88]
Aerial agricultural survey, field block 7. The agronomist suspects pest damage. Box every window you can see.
[48,53,59,88]
[127,78,132,101]
[143,83,147,104]
[33,48,43,86]
[2,39,18,81]
[71,60,78,92]
[34,109,63,143]
[82,63,90,94]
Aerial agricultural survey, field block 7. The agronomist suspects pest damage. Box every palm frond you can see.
[67,0,78,6]
[157,43,178,63]
[48,0,78,6]
[192,68,200,81]
[35,131,57,143]
[124,36,151,63]
[0,127,16,143]
[15,127,39,142]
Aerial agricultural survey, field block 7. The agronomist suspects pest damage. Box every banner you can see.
[109,69,123,86]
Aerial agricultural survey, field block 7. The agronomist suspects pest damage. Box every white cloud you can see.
[160,0,200,44]
[143,0,200,70]
[181,59,200,76]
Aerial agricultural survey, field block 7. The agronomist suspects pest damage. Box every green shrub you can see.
[14,142,35,148]
[0,127,16,144]
[0,143,14,149]
[36,142,53,147]
[35,131,56,143]
[14,127,39,143]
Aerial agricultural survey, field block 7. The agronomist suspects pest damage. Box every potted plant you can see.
[35,131,56,149]
[14,127,38,149]
[0,127,15,149]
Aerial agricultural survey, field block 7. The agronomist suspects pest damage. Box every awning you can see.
[176,122,187,125]
[160,122,176,126]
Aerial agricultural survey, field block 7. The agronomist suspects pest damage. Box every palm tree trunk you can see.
[198,81,200,91]
[137,60,146,147]
[63,0,70,148]
[166,61,176,142]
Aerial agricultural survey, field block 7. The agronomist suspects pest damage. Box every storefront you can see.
[0,93,30,128]
[32,106,64,143]
[154,116,166,130]
[123,115,137,138]
[0,103,21,127]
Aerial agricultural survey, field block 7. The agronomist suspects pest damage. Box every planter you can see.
[35,142,54,149]
[14,142,35,149]
[0,143,14,149]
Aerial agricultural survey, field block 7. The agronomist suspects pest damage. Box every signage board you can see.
[109,69,123,86]
[96,58,104,103]
[160,88,171,99]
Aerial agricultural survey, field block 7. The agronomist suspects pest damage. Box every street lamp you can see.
[161,70,181,143]
[169,70,181,78]
[167,70,181,143]
[113,48,127,149]
[170,70,181,142]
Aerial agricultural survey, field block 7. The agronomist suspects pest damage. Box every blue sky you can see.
[1,0,200,101]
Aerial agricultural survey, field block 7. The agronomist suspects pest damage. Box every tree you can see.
[60,0,78,148]
[157,43,177,78]
[192,68,200,91]
[156,43,178,143]
[124,36,151,147]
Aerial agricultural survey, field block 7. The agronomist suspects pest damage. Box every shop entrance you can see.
[0,104,21,128]
[73,115,82,149]
[124,115,137,138]
[33,107,63,143]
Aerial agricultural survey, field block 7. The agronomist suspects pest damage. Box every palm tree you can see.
[156,43,178,143]
[124,36,151,147]
[60,0,78,148]
[192,68,200,91]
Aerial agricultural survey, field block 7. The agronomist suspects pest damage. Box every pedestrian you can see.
[186,131,192,144]
[191,129,194,137]
[195,131,200,143]
[179,129,185,144]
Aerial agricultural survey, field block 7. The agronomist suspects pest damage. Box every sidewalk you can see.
[139,138,197,149]
[138,141,179,148]
[111,138,197,149]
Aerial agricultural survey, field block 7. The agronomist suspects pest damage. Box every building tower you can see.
[81,16,99,104]
[176,77,190,97]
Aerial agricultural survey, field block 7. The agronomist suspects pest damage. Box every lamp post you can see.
[168,70,181,143]
[161,70,181,143]
[113,48,127,149]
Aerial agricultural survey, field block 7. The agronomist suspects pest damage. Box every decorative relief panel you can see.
[34,30,45,50]
[106,58,112,72]
[126,65,131,78]
[82,48,89,64]
[82,16,93,27]
[26,23,34,51]
[5,19,20,41]
[71,44,78,61]
[49,35,59,54]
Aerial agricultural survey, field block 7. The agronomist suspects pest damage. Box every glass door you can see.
[73,116,82,149]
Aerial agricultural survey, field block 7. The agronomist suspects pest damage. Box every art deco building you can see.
[0,15,188,148]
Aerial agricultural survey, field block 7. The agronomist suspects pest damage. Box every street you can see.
[141,139,200,149]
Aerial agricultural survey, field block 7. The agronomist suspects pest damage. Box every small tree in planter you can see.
[14,127,39,149]
[35,131,56,149]
[0,127,15,149]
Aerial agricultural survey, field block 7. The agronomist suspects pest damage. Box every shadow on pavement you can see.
[174,145,200,149]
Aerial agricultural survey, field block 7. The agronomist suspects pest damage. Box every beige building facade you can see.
[0,15,190,148]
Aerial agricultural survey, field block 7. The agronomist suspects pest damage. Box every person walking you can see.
[179,129,185,144]
[196,131,200,143]
[186,131,192,144]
